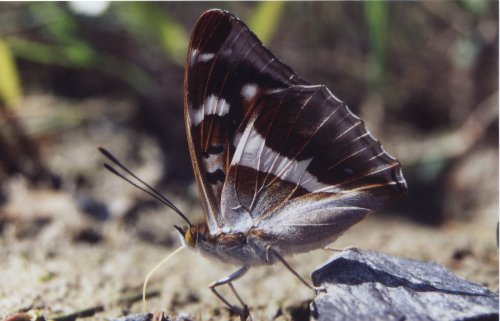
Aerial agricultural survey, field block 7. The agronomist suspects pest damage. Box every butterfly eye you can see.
[185,229,196,247]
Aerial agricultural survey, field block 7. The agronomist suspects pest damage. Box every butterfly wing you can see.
[184,9,307,232]
[220,85,407,250]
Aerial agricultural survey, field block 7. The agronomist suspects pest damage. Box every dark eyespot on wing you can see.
[202,145,225,158]
[206,169,226,184]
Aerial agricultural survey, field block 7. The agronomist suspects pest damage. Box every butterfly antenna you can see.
[98,147,192,227]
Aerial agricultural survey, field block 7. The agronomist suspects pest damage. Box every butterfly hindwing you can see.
[185,9,307,232]
[220,85,407,248]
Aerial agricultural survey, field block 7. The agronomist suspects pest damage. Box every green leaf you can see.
[157,14,189,66]
[0,39,22,108]
[118,3,188,66]
[364,1,388,90]
[461,0,488,15]
[248,2,286,44]
[8,37,155,96]
[29,2,80,43]
[27,2,97,67]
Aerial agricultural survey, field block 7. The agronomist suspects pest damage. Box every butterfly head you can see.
[174,224,210,248]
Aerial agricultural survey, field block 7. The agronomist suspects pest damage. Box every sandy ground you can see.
[1,189,497,321]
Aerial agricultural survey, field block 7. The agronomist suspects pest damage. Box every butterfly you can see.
[102,8,407,320]
[170,8,408,319]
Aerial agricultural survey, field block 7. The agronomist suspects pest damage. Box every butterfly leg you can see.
[323,245,358,252]
[209,266,251,320]
[266,246,326,294]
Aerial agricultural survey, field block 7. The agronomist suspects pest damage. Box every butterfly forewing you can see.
[185,9,308,232]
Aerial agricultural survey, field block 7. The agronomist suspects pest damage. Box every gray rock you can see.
[311,248,499,321]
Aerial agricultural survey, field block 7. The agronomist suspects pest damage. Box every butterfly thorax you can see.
[175,224,276,266]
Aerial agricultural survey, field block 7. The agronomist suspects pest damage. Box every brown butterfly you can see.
[177,8,407,319]
[102,8,407,321]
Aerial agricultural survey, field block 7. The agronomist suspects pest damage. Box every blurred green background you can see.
[0,1,497,224]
